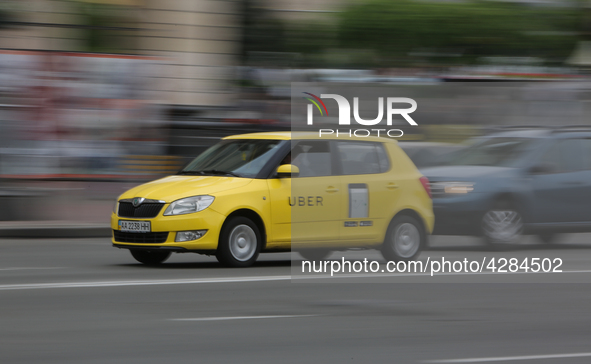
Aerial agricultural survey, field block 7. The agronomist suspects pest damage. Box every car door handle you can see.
[564,181,583,185]
[387,183,399,189]
[326,186,339,193]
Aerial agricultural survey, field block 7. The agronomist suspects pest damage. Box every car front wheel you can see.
[216,216,262,267]
[482,202,523,245]
[381,215,425,262]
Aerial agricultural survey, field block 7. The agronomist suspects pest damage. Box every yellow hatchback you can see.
[111,132,434,267]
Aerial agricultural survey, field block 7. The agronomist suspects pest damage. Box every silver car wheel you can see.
[229,224,257,262]
[393,222,421,258]
[482,210,523,242]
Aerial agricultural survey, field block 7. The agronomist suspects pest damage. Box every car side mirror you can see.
[276,164,299,178]
[528,163,554,175]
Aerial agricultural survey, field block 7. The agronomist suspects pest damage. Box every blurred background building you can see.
[1,0,591,222]
[0,0,243,179]
[0,0,239,106]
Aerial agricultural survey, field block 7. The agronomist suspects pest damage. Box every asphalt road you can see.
[2,235,591,363]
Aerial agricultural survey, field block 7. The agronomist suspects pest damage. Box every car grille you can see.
[118,202,164,218]
[113,230,169,244]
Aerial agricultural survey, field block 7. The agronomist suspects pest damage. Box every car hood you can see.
[118,175,254,202]
[421,165,515,181]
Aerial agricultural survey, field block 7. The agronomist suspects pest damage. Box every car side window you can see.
[560,139,585,172]
[291,141,333,177]
[582,139,591,170]
[336,141,390,175]
[375,143,391,172]
[539,142,561,173]
[539,140,585,173]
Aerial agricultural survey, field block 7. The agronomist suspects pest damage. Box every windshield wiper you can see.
[198,169,242,177]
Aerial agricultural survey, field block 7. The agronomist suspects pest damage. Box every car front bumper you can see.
[432,194,487,236]
[110,209,226,251]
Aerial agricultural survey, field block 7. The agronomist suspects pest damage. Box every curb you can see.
[0,226,111,239]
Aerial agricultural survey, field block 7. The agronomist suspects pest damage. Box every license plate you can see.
[119,220,151,233]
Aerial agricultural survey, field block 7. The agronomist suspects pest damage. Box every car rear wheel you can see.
[381,215,425,262]
[130,250,171,265]
[216,216,262,267]
[482,201,523,245]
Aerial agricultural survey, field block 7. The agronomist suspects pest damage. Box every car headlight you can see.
[442,182,474,194]
[430,182,475,195]
[163,195,215,216]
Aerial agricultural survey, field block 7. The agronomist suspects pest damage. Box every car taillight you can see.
[419,176,432,199]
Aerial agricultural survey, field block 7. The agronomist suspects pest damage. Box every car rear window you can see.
[448,138,533,167]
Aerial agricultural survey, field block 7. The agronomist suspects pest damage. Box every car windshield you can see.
[447,137,533,167]
[180,139,282,178]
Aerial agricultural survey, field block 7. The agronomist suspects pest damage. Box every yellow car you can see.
[111,132,434,267]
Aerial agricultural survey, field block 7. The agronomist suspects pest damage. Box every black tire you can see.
[216,216,262,267]
[537,233,559,244]
[482,199,523,246]
[130,250,171,265]
[299,249,331,261]
[381,215,425,262]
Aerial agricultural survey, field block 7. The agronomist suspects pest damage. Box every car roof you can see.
[484,127,591,139]
[223,131,398,143]
[223,131,292,140]
[485,129,552,138]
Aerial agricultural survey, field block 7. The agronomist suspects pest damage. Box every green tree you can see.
[336,0,578,66]
[241,0,286,64]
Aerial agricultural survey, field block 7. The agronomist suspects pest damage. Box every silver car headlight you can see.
[442,182,474,194]
[163,195,215,216]
[431,182,475,195]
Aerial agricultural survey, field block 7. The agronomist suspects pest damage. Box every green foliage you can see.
[283,21,338,67]
[336,0,579,66]
[241,0,286,63]
[81,4,138,54]
[0,10,12,29]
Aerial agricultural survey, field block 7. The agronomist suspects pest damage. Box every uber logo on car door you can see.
[349,183,368,218]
